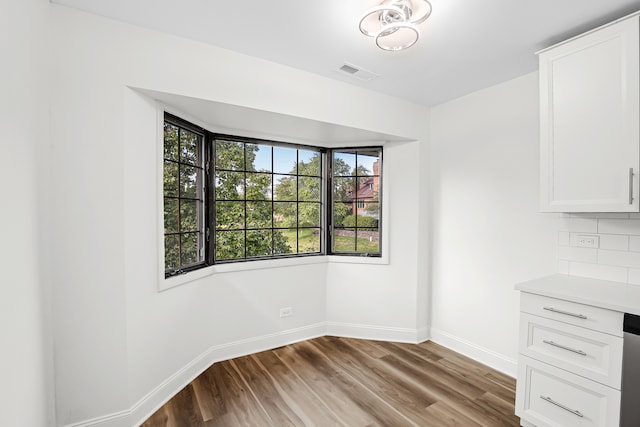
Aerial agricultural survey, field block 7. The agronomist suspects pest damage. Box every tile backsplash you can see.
[558,213,640,284]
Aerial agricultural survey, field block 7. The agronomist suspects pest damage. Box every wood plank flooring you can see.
[141,337,520,426]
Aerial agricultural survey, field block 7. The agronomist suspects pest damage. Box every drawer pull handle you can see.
[542,340,587,356]
[540,395,584,418]
[630,168,634,205]
[543,307,587,319]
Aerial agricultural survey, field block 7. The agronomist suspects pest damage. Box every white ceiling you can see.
[53,0,640,107]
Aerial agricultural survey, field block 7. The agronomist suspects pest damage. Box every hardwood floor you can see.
[141,337,520,426]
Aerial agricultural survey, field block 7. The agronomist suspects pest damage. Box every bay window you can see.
[163,112,383,278]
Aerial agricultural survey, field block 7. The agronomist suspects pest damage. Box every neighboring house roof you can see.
[345,177,377,201]
[356,178,376,199]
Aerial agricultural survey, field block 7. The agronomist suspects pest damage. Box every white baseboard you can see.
[326,321,425,343]
[62,322,326,427]
[429,327,517,377]
[62,410,131,427]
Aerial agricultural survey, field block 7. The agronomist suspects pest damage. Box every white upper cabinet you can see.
[539,14,640,212]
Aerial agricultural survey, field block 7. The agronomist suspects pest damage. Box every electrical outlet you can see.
[279,307,293,318]
[575,234,599,248]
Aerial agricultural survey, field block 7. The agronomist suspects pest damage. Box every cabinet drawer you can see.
[516,355,620,427]
[520,292,623,337]
[519,313,623,389]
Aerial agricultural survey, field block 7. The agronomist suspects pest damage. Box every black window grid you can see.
[162,113,383,277]
[213,138,324,263]
[163,115,206,276]
[330,148,382,255]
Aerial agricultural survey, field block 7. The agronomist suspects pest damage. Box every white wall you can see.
[123,91,330,412]
[50,5,430,426]
[326,140,428,341]
[429,72,558,375]
[0,0,54,426]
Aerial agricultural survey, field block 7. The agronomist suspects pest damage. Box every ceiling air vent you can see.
[337,63,379,81]
[339,64,359,74]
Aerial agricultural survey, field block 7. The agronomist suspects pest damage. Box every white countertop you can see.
[515,274,640,316]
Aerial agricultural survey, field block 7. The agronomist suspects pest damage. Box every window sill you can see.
[159,253,389,291]
[160,256,327,291]
[326,254,389,265]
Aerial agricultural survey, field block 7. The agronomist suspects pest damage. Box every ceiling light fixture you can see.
[359,0,432,51]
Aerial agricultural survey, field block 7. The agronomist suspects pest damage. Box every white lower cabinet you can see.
[517,355,621,427]
[516,293,623,427]
[519,313,623,388]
